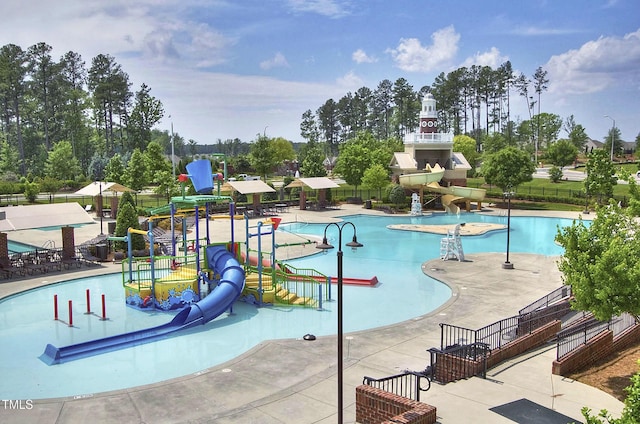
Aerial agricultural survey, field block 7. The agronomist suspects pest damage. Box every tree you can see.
[604,126,623,160]
[545,139,578,170]
[480,147,535,191]
[532,66,549,151]
[300,109,319,143]
[564,115,589,150]
[584,149,617,205]
[299,141,326,177]
[361,164,389,199]
[44,141,82,180]
[143,141,170,185]
[453,135,478,171]
[270,137,296,164]
[114,200,144,252]
[105,153,125,183]
[249,135,278,179]
[556,202,640,322]
[127,83,164,151]
[334,142,369,193]
[123,148,147,191]
[0,44,28,175]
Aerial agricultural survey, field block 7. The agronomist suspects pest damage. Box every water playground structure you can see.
[392,93,486,215]
[41,159,377,365]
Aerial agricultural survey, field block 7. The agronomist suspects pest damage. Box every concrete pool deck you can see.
[0,204,622,423]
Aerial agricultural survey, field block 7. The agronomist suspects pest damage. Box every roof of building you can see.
[389,152,417,170]
[451,152,472,170]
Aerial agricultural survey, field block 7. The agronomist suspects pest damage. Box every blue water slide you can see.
[40,246,245,365]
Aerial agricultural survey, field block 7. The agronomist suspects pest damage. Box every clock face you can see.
[420,121,427,127]
[428,121,435,127]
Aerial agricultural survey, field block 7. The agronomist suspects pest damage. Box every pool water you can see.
[7,240,39,254]
[0,213,575,399]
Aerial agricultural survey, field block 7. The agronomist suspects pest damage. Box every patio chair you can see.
[76,246,100,266]
[0,255,25,278]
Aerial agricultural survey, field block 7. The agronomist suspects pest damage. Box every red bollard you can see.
[85,289,91,314]
[53,294,58,320]
[68,300,73,327]
[101,294,107,320]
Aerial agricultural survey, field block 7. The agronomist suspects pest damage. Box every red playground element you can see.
[178,173,189,182]
[53,294,58,320]
[68,300,73,327]
[269,217,281,230]
[281,265,378,286]
[101,294,107,321]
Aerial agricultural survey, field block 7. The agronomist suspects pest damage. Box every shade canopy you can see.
[227,180,276,195]
[0,203,94,231]
[74,182,134,196]
[285,177,341,190]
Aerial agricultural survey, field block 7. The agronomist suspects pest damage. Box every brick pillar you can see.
[61,226,76,260]
[96,195,103,217]
[299,190,306,210]
[0,232,8,263]
[110,196,118,218]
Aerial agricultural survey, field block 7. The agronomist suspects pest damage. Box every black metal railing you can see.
[362,370,431,402]
[519,285,572,315]
[427,341,491,383]
[556,318,609,360]
[556,312,638,360]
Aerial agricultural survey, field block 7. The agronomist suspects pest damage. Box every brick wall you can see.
[552,330,613,375]
[488,321,561,368]
[355,385,436,424]
[432,321,560,383]
[553,324,640,376]
[0,232,8,263]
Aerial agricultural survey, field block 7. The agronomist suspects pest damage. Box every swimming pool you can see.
[0,213,574,399]
[7,240,40,254]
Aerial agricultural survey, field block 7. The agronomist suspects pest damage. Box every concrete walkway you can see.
[0,204,622,423]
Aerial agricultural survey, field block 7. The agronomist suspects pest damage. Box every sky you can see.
[1,0,639,145]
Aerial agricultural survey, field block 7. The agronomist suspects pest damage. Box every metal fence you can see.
[556,312,638,360]
[519,285,572,315]
[362,370,431,402]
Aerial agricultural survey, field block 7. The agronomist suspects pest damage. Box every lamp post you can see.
[604,115,615,161]
[316,222,363,424]
[170,120,176,179]
[502,189,514,269]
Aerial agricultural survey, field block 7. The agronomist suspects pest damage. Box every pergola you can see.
[285,177,341,209]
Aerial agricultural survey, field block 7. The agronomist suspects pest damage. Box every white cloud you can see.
[352,48,377,64]
[460,47,509,69]
[286,0,351,18]
[336,70,363,88]
[545,28,640,95]
[260,52,290,70]
[386,26,460,72]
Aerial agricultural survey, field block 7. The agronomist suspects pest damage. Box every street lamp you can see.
[502,189,514,269]
[316,222,363,424]
[604,115,615,161]
[170,120,176,179]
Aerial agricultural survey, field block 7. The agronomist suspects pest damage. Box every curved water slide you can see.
[425,182,486,214]
[40,245,245,365]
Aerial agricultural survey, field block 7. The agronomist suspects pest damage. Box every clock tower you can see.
[419,93,438,134]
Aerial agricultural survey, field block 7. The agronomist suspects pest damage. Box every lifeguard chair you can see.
[440,223,465,261]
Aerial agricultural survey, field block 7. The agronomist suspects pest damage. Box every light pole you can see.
[502,189,514,269]
[604,115,615,161]
[316,222,363,424]
[170,120,176,179]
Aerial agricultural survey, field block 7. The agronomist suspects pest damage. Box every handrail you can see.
[519,285,572,315]
[362,370,431,402]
